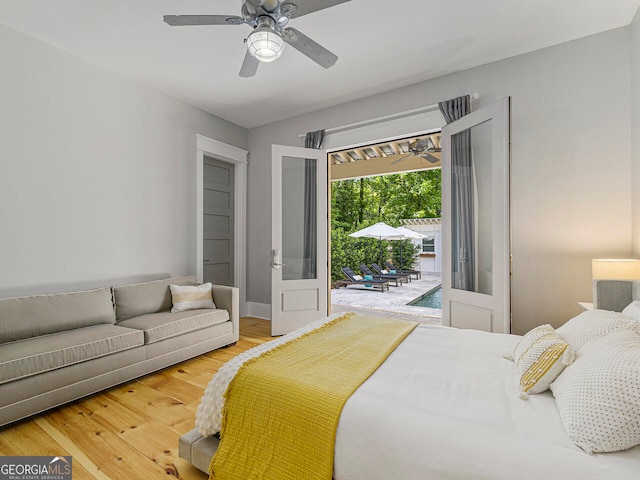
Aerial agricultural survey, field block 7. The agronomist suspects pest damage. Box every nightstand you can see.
[577,302,593,311]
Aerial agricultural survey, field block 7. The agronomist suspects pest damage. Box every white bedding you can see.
[197,316,640,479]
[334,324,640,480]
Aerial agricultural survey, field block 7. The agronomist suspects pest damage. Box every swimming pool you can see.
[408,285,442,309]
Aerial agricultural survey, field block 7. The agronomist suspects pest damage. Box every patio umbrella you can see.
[396,226,428,240]
[349,222,405,266]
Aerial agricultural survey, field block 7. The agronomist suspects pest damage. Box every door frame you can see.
[195,134,248,316]
[324,107,446,310]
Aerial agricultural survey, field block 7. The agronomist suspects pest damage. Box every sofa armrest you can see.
[211,285,239,339]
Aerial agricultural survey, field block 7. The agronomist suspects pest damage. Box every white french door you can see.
[271,144,328,336]
[441,97,511,333]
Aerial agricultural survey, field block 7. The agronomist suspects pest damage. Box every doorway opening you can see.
[328,131,443,321]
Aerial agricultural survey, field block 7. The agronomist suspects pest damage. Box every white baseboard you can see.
[246,302,271,320]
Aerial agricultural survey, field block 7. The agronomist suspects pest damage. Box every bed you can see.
[179,280,640,479]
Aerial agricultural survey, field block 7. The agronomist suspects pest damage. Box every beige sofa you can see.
[0,276,239,427]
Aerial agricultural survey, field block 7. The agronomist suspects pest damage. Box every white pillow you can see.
[352,274,363,281]
[622,300,640,322]
[556,309,638,352]
[550,329,640,454]
[170,283,216,312]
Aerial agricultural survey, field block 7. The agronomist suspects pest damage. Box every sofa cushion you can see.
[0,287,116,344]
[117,309,229,344]
[113,276,197,322]
[0,324,144,385]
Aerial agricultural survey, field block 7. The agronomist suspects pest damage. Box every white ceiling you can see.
[0,0,638,129]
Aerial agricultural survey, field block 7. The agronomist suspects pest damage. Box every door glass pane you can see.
[450,119,493,295]
[282,156,317,280]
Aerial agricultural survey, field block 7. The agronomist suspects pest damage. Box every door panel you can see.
[272,144,328,336]
[203,157,234,286]
[442,98,510,333]
[282,288,320,312]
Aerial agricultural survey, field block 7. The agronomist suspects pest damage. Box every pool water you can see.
[408,286,442,309]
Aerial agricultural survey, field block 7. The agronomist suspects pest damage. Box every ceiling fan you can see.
[391,138,442,164]
[163,0,351,78]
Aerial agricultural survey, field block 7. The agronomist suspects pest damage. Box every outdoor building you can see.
[401,218,442,274]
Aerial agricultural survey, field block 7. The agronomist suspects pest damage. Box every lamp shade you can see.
[592,259,640,280]
[246,27,285,63]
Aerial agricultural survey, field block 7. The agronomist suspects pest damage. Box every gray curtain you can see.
[438,95,474,292]
[302,130,325,279]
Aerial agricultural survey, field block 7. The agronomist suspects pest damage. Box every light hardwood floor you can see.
[0,318,273,480]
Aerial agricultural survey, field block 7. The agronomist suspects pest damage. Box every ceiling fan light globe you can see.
[247,28,285,62]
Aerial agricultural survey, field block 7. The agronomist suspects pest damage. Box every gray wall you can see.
[0,23,247,298]
[248,26,633,334]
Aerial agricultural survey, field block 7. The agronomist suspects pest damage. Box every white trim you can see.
[323,109,445,152]
[246,301,272,320]
[303,93,478,141]
[196,135,249,164]
[195,134,249,317]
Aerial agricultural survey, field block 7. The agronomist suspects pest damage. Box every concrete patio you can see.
[330,272,442,324]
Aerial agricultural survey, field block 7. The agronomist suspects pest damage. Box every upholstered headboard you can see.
[592,279,640,311]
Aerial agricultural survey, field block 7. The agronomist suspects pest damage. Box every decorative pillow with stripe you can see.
[507,324,575,398]
[505,323,557,362]
[170,283,216,313]
[516,336,574,397]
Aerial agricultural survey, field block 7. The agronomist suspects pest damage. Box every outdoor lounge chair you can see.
[370,263,412,283]
[359,264,406,286]
[341,267,389,292]
[384,261,422,279]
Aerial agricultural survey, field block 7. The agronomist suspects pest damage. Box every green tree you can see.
[330,169,441,283]
[391,240,420,270]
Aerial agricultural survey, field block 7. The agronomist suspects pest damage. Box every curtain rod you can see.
[298,93,479,139]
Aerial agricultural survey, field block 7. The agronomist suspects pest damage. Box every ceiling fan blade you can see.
[239,51,260,78]
[391,154,412,165]
[281,0,351,19]
[163,15,245,26]
[282,27,338,68]
[424,153,441,163]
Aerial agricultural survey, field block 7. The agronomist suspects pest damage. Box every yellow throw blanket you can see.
[210,313,418,480]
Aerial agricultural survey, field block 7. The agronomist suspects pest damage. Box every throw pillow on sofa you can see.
[170,283,216,313]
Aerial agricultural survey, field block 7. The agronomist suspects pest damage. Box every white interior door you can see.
[441,97,510,333]
[271,144,328,336]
